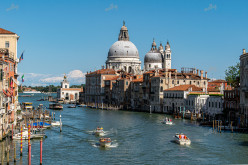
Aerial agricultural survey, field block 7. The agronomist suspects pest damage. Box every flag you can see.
[22,74,24,82]
[19,51,24,62]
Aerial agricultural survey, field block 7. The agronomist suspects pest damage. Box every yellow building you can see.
[0,28,19,60]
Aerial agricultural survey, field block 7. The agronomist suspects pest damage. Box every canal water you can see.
[1,93,248,164]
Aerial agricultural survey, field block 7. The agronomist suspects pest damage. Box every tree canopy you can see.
[225,62,240,87]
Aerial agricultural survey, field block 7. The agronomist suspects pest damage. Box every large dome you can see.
[144,50,162,63]
[108,41,139,58]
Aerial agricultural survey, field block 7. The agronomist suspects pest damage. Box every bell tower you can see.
[164,41,171,69]
[61,74,70,89]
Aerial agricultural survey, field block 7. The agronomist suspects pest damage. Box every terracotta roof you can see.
[209,79,227,83]
[104,76,119,81]
[0,28,15,34]
[164,85,203,91]
[132,77,143,83]
[86,69,116,75]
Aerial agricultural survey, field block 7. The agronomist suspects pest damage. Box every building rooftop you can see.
[164,85,203,91]
[86,69,116,76]
[0,28,15,34]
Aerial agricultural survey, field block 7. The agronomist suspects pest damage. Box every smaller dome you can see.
[144,50,162,63]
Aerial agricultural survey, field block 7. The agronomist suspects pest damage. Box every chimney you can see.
[200,70,204,79]
[197,69,199,76]
[243,49,246,54]
[205,72,207,79]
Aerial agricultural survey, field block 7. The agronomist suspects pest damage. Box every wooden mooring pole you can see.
[28,144,31,165]
[40,138,43,165]
[20,126,23,156]
[213,120,214,132]
[14,143,16,162]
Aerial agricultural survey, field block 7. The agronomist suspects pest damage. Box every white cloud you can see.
[204,4,217,12]
[6,4,19,12]
[40,77,63,83]
[19,70,85,86]
[105,3,118,12]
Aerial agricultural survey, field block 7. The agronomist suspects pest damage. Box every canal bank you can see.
[1,93,248,164]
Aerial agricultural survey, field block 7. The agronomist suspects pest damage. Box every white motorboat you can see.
[94,127,104,136]
[51,121,61,126]
[174,133,191,145]
[99,138,112,147]
[162,117,173,125]
[13,131,35,140]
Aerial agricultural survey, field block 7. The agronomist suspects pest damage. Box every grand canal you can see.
[1,93,248,164]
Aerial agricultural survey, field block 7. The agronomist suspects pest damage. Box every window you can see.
[161,79,163,83]
[149,64,151,68]
[5,41,9,48]
[172,80,174,84]
[65,85,67,88]
[177,80,179,84]
[190,81,192,85]
[126,81,128,85]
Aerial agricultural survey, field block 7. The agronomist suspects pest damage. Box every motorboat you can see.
[99,138,111,147]
[49,103,63,110]
[51,121,61,126]
[94,127,104,136]
[68,105,76,108]
[13,131,35,140]
[174,133,191,145]
[162,117,173,125]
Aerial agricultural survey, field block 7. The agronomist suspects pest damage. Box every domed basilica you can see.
[106,22,141,74]
[106,22,172,74]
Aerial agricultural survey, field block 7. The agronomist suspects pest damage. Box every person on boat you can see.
[184,136,187,140]
[179,134,181,139]
[181,134,184,139]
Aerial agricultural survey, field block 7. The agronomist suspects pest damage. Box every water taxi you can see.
[21,102,33,111]
[94,127,104,136]
[174,133,191,145]
[13,131,35,140]
[51,121,61,126]
[162,117,173,125]
[49,103,63,110]
[99,138,111,147]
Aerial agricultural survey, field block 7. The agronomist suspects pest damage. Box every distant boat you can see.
[23,91,41,94]
[68,105,76,108]
[49,103,63,110]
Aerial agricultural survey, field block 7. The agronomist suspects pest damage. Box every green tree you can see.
[225,62,240,87]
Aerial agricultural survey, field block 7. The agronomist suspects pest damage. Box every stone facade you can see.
[240,49,248,127]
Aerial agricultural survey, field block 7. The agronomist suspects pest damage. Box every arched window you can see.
[172,80,174,84]
[128,66,132,73]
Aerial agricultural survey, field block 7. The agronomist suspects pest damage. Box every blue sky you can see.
[1,0,248,86]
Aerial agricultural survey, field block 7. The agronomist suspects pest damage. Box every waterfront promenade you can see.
[1,93,248,164]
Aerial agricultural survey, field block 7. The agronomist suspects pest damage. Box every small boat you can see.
[162,117,173,125]
[13,131,35,140]
[99,138,111,147]
[174,133,191,145]
[22,102,33,111]
[51,121,61,126]
[49,103,63,110]
[68,105,76,108]
[94,127,104,136]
